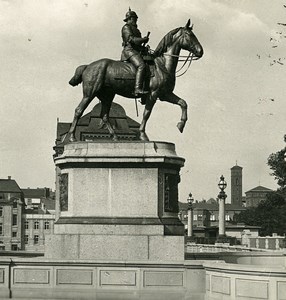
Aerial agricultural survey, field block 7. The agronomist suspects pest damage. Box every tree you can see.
[237,136,286,235]
[238,191,286,236]
[267,135,286,193]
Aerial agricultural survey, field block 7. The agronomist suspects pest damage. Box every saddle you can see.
[115,55,156,81]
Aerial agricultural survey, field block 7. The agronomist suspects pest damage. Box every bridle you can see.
[149,30,200,78]
[156,51,199,77]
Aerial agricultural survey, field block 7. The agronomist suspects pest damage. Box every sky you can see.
[1,0,286,203]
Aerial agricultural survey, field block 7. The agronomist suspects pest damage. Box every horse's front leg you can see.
[159,92,188,133]
[139,94,157,141]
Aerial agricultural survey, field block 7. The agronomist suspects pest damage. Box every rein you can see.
[163,52,199,77]
[150,48,198,77]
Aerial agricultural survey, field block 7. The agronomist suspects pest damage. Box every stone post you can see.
[217,175,227,241]
[187,208,193,237]
[218,197,225,236]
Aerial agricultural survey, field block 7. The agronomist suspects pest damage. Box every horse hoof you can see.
[139,132,149,141]
[177,122,185,133]
[69,135,77,142]
[112,135,119,141]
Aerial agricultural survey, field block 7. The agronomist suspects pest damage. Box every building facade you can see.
[0,177,55,252]
[0,177,25,251]
[178,201,248,241]
[23,213,55,252]
[245,185,272,207]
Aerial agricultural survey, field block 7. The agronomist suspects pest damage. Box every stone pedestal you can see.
[45,141,185,261]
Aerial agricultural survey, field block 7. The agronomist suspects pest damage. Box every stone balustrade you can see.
[0,256,284,299]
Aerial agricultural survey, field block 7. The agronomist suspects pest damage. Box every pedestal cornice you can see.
[54,141,185,167]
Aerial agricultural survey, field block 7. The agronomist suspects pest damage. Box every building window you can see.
[34,221,39,230]
[193,215,197,221]
[13,201,17,208]
[24,221,29,229]
[225,215,230,221]
[12,231,17,237]
[44,221,50,230]
[11,244,18,251]
[0,224,2,235]
[210,215,216,221]
[12,215,17,226]
[0,207,3,217]
[34,235,39,244]
[197,215,203,221]
[24,235,28,244]
[27,199,32,205]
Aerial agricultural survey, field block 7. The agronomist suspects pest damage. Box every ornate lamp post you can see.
[218,175,227,239]
[187,193,194,237]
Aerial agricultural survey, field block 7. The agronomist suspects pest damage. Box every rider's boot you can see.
[134,69,148,97]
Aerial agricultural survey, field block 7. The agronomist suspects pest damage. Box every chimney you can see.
[8,176,11,180]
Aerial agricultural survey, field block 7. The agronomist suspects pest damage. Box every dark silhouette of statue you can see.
[121,8,150,97]
[68,18,203,142]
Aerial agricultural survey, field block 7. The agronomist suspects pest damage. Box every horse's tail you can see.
[69,65,88,86]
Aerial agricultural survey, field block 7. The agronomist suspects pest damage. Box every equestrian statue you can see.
[68,9,203,141]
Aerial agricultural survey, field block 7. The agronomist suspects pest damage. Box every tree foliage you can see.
[238,137,286,236]
[238,192,286,236]
[267,142,286,192]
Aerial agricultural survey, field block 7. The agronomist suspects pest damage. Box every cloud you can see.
[229,11,267,33]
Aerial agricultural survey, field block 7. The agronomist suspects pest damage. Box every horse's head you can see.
[178,19,203,58]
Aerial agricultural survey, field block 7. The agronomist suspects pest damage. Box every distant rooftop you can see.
[245,185,272,194]
[0,177,22,193]
[21,187,50,199]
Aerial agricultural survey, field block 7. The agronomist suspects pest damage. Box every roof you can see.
[21,188,49,198]
[245,185,272,194]
[42,198,56,210]
[231,165,243,170]
[24,208,51,215]
[0,179,22,193]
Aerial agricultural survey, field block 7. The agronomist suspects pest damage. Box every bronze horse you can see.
[68,19,203,141]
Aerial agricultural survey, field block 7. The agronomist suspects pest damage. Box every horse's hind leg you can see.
[159,92,188,133]
[68,81,97,142]
[68,96,93,142]
[98,92,117,141]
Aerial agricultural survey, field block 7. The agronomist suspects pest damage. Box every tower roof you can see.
[231,165,243,170]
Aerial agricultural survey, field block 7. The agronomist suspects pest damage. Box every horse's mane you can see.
[153,27,181,57]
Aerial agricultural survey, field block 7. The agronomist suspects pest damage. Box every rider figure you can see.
[121,8,149,97]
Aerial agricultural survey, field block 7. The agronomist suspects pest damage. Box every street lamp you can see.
[187,193,194,238]
[218,175,227,239]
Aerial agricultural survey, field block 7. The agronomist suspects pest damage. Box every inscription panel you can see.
[235,279,268,299]
[278,281,286,300]
[57,269,93,285]
[100,270,136,286]
[14,269,50,284]
[211,275,230,295]
[144,271,184,287]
